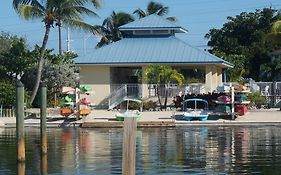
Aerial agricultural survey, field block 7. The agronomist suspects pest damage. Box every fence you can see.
[0,105,32,117]
[148,83,205,97]
[249,82,281,106]
[0,106,15,117]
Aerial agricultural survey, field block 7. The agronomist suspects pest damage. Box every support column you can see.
[217,67,223,86]
[142,66,149,98]
[212,66,218,90]
[205,66,213,93]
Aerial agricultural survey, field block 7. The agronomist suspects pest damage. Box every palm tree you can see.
[272,20,281,34]
[96,11,134,48]
[266,19,281,44]
[13,0,100,104]
[145,65,184,110]
[133,1,176,21]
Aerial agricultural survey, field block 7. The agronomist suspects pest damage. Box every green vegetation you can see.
[248,92,267,108]
[205,8,281,81]
[145,65,184,110]
[133,1,176,21]
[95,11,134,48]
[12,0,100,104]
[0,32,78,107]
[96,1,175,48]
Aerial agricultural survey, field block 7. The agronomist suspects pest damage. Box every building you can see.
[75,15,233,108]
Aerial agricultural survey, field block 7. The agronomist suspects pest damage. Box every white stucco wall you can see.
[79,65,110,107]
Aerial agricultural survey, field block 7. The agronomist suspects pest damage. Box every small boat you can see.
[182,98,209,121]
[115,98,143,121]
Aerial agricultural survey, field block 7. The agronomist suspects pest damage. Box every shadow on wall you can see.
[94,97,110,109]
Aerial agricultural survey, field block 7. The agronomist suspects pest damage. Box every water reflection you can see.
[0,126,281,174]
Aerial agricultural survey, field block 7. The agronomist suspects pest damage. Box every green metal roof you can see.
[75,15,233,68]
[75,36,233,68]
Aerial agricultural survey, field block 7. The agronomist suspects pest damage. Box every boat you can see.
[115,98,143,121]
[182,98,209,121]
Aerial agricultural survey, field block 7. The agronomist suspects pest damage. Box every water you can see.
[0,126,281,174]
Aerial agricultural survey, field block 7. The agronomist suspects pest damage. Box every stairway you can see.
[108,84,143,110]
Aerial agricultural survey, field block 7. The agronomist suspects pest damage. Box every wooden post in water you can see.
[40,82,47,155]
[122,117,137,175]
[16,81,25,162]
[41,154,48,175]
[17,162,25,175]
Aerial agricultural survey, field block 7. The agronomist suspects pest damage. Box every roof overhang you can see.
[120,27,188,33]
[76,61,233,68]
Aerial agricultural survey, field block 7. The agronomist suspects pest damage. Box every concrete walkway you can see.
[0,108,280,128]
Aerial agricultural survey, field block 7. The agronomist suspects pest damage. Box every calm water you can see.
[0,126,281,174]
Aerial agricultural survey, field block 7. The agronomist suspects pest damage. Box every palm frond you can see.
[89,0,102,9]
[133,9,146,18]
[156,6,168,16]
[17,4,45,20]
[63,18,100,33]
[166,16,177,22]
[147,1,163,15]
[62,6,99,17]
[13,0,45,13]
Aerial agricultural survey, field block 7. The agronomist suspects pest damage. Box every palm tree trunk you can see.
[30,25,51,104]
[156,84,163,110]
[164,86,168,110]
[58,21,62,55]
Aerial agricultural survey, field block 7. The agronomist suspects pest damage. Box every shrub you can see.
[248,92,267,108]
[143,100,157,111]
[0,81,31,108]
[0,81,16,108]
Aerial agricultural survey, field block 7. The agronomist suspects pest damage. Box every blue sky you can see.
[1,0,281,55]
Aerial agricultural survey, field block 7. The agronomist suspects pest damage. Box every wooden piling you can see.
[122,117,137,175]
[17,162,25,175]
[41,154,48,175]
[40,82,47,155]
[16,81,25,162]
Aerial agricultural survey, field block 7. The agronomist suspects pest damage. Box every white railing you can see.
[108,84,143,110]
[108,84,128,110]
[148,83,205,97]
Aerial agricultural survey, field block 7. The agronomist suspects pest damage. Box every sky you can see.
[1,0,281,56]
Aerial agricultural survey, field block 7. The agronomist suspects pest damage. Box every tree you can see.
[145,65,184,110]
[13,0,100,104]
[133,1,176,21]
[96,11,134,48]
[205,8,281,81]
[0,32,35,80]
[266,19,281,44]
[21,49,78,107]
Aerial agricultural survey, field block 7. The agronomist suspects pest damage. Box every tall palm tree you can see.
[133,1,176,21]
[96,11,134,48]
[13,0,100,104]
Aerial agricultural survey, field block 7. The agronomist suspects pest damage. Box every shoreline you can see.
[0,108,280,128]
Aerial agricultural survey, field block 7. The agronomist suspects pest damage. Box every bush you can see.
[0,81,16,108]
[248,92,267,108]
[143,100,157,111]
[0,81,31,108]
